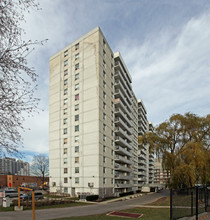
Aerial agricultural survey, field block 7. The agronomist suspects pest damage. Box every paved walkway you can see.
[0,190,169,220]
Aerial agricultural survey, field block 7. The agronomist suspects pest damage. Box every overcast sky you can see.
[19,0,210,161]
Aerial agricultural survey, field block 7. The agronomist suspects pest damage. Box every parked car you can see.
[20,193,32,201]
[20,192,43,200]
[34,192,43,200]
[4,189,22,198]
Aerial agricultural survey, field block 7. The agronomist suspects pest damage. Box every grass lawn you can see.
[0,201,90,212]
[53,208,169,220]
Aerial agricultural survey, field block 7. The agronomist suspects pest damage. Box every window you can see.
[75,135,79,142]
[75,115,79,121]
[103,39,106,47]
[103,102,106,110]
[103,123,106,131]
[103,167,106,173]
[111,82,113,89]
[111,150,114,156]
[64,187,68,193]
[64,98,68,105]
[103,145,106,152]
[64,69,68,76]
[103,49,106,58]
[64,168,68,173]
[111,169,113,174]
[64,158,67,164]
[64,138,67,144]
[103,60,106,68]
[112,159,114,165]
[111,63,113,69]
[64,108,67,115]
[64,88,68,95]
[75,177,79,184]
[103,178,106,184]
[111,53,113,59]
[64,60,68,66]
[103,81,106,88]
[111,121,114,127]
[112,140,114,146]
[103,113,106,120]
[75,146,79,153]
[103,70,106,78]
[111,178,114,184]
[64,148,67,154]
[75,125,79,132]
[103,91,106,99]
[75,83,79,91]
[75,157,79,163]
[75,94,79,101]
[75,104,79,111]
[111,130,114,136]
[63,128,67,135]
[75,167,79,173]
[64,50,68,57]
[103,135,106,141]
[64,79,68,86]
[111,111,114,117]
[75,53,79,60]
[75,63,79,70]
[103,156,106,163]
[111,72,113,79]
[75,73,79,80]
[64,177,68,183]
[75,43,79,50]
[111,101,114,107]
[64,118,67,125]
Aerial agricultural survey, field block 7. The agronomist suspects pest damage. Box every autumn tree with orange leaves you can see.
[139,113,210,189]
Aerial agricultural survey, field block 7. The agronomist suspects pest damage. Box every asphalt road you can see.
[0,190,169,220]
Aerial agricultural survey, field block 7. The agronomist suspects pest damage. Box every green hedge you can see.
[86,195,99,201]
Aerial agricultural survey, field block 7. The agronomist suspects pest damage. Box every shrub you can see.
[86,195,99,201]
[119,191,134,197]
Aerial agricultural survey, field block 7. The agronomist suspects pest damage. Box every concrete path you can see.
[0,190,169,220]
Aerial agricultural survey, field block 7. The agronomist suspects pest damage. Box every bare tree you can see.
[0,0,47,157]
[31,154,49,184]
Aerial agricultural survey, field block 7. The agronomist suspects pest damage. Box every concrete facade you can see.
[137,100,154,189]
[49,27,153,197]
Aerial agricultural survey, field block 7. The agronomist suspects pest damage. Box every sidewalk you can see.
[178,212,210,220]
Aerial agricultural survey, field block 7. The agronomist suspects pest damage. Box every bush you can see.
[119,191,134,197]
[136,190,141,193]
[86,195,99,201]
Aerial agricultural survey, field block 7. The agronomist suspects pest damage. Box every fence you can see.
[170,186,210,220]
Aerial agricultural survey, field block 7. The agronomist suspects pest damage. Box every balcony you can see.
[115,183,132,188]
[115,135,132,150]
[115,117,131,135]
[115,145,133,157]
[115,163,131,172]
[115,127,132,143]
[115,174,131,180]
[114,63,132,91]
[115,107,132,125]
[115,98,132,117]
[115,89,132,112]
[115,154,132,165]
[114,78,132,100]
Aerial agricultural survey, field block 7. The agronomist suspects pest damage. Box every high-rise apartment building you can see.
[49,27,152,197]
[0,157,30,176]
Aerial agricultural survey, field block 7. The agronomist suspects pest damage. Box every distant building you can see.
[0,157,30,176]
[0,174,49,188]
[154,158,170,186]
